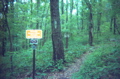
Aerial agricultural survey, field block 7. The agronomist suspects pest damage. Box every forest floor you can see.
[1,40,119,79]
[45,52,88,79]
[44,47,95,79]
[15,40,119,79]
[14,46,97,79]
[43,40,119,79]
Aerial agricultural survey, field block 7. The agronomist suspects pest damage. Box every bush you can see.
[65,43,89,63]
[72,44,120,79]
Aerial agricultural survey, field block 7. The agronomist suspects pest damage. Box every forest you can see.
[0,0,120,79]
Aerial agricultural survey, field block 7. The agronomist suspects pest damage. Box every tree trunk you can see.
[89,9,93,46]
[113,16,120,34]
[85,0,94,46]
[61,0,64,24]
[97,0,102,36]
[30,0,33,28]
[66,0,68,22]
[9,0,14,51]
[76,0,79,29]
[110,18,113,32]
[113,17,116,35]
[50,0,65,63]
[1,0,9,55]
[97,13,101,32]
[70,0,73,18]
[36,0,40,29]
[66,35,68,49]
[2,38,5,56]
[65,0,69,49]
[81,1,84,30]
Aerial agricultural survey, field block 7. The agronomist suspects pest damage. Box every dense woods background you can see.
[0,0,120,79]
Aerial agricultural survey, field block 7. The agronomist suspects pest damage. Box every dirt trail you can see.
[46,52,89,79]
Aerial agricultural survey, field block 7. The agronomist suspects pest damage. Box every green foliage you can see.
[0,49,52,78]
[41,40,53,53]
[109,0,120,15]
[72,44,120,79]
[101,22,110,33]
[1,0,120,78]
[65,35,89,63]
[54,59,64,71]
[0,46,64,78]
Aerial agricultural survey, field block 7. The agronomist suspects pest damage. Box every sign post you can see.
[32,44,36,79]
[26,30,42,79]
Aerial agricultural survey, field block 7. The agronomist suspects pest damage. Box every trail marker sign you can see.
[26,30,42,39]
[30,39,38,44]
[26,29,42,79]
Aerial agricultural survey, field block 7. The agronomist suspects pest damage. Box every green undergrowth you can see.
[65,44,89,63]
[0,39,88,79]
[72,42,120,79]
[65,33,89,63]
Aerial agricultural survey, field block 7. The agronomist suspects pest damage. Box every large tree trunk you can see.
[50,0,65,63]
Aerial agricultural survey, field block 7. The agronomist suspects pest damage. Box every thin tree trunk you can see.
[113,17,116,35]
[8,0,14,51]
[113,16,120,34]
[61,0,64,25]
[70,0,73,18]
[66,0,68,23]
[30,0,33,27]
[65,0,69,49]
[97,0,102,36]
[6,17,13,51]
[89,9,93,46]
[97,13,101,32]
[36,0,40,29]
[76,0,79,29]
[85,0,94,46]
[41,6,49,46]
[110,18,113,32]
[81,1,84,30]
[40,1,47,29]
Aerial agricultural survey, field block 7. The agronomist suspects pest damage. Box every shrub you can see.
[72,44,120,79]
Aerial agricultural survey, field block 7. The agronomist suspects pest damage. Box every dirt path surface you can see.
[45,52,90,79]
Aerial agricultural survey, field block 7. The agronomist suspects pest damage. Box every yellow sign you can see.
[26,30,42,39]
